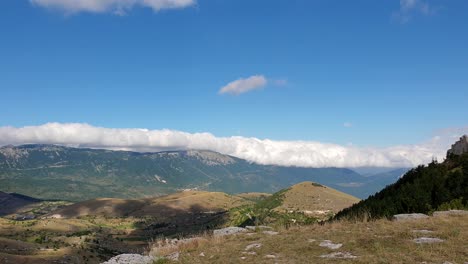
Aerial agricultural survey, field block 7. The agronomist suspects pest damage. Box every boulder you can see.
[166,252,180,261]
[413,237,444,244]
[101,254,154,264]
[319,240,343,250]
[433,210,468,217]
[213,227,247,237]
[245,243,262,251]
[245,225,272,231]
[262,231,279,235]
[392,213,429,221]
[412,229,433,234]
[320,252,357,259]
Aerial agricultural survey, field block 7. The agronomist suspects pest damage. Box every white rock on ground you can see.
[393,213,429,221]
[166,251,180,261]
[264,254,276,258]
[319,240,343,250]
[101,254,154,264]
[320,252,357,259]
[262,230,279,235]
[245,243,262,251]
[412,229,434,234]
[433,210,468,217]
[213,227,248,237]
[245,225,272,231]
[413,237,444,244]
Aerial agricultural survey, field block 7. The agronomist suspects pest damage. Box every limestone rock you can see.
[245,225,272,231]
[245,243,262,251]
[101,254,154,264]
[433,210,468,217]
[213,227,247,237]
[393,213,429,221]
[320,252,357,259]
[166,252,180,261]
[412,229,434,234]
[319,240,343,250]
[447,135,468,156]
[413,237,444,244]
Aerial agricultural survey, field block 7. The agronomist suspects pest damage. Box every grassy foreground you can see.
[153,214,468,264]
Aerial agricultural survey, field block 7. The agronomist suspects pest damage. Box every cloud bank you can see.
[219,75,268,95]
[1,123,465,168]
[30,0,195,14]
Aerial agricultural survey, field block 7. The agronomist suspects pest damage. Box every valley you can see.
[0,138,467,263]
[3,1,468,263]
[0,144,406,201]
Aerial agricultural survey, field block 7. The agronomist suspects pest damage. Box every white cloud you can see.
[1,123,466,168]
[343,122,353,128]
[29,0,195,14]
[393,0,435,23]
[219,75,268,95]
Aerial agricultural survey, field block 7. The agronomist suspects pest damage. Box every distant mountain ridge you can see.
[0,144,403,201]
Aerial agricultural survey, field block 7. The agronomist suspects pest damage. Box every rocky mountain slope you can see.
[335,135,468,220]
[447,134,468,155]
[0,144,401,200]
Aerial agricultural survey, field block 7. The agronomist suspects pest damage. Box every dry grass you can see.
[275,182,360,215]
[164,214,468,263]
[140,191,251,214]
[149,234,212,258]
[51,191,251,218]
[236,193,272,201]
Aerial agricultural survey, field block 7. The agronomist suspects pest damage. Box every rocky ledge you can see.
[447,135,468,156]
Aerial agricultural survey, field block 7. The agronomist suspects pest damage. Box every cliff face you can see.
[447,135,468,156]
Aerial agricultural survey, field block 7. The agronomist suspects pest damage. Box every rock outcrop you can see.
[101,254,155,264]
[320,252,357,259]
[392,213,429,221]
[319,240,343,250]
[412,237,444,244]
[447,135,468,156]
[213,227,247,237]
[433,210,468,217]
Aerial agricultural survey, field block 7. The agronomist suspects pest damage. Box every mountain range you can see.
[0,144,406,201]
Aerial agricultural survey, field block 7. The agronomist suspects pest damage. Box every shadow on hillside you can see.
[131,204,229,238]
[0,199,230,263]
[53,198,229,238]
[0,192,41,216]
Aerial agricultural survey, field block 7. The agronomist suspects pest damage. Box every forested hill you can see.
[335,151,468,220]
[0,144,385,201]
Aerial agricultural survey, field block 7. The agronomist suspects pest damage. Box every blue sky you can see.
[1,0,467,149]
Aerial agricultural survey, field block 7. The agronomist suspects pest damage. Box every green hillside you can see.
[0,144,383,201]
[335,152,468,220]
